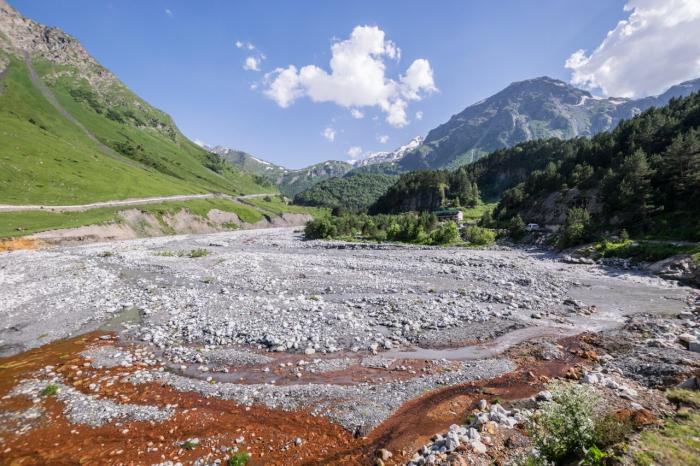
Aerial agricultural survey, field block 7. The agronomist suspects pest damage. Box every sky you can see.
[11,0,700,168]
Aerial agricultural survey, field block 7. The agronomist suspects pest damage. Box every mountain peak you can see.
[399,75,700,171]
[353,136,423,168]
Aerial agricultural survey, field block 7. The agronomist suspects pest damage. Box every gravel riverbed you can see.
[0,227,693,433]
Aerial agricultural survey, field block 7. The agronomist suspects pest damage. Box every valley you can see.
[2,0,700,465]
[1,228,697,465]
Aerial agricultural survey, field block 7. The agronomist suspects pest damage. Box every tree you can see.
[509,215,526,240]
[428,221,460,245]
[559,207,591,248]
[479,209,494,228]
[660,130,700,211]
[464,226,496,245]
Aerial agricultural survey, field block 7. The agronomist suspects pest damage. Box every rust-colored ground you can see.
[0,238,43,253]
[0,333,586,466]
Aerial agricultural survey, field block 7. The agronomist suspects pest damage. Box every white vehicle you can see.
[526,223,540,232]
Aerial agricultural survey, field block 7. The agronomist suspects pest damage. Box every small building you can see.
[526,223,541,231]
[434,208,464,223]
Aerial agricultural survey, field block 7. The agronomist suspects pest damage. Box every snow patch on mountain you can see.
[353,136,423,167]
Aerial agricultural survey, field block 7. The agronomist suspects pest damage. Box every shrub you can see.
[40,383,59,397]
[593,413,635,448]
[509,215,526,240]
[527,382,601,463]
[559,207,592,249]
[464,226,496,245]
[227,452,250,466]
[479,209,495,228]
[620,228,630,242]
[188,248,210,258]
[304,218,336,239]
[428,221,461,245]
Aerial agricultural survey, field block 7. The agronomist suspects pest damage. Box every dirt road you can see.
[0,192,271,212]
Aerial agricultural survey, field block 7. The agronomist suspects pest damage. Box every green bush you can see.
[509,215,526,240]
[304,218,336,239]
[559,207,592,249]
[527,382,601,463]
[40,383,59,397]
[188,248,210,258]
[464,226,496,245]
[428,221,461,245]
[227,452,250,466]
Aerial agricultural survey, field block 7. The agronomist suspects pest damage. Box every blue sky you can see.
[11,0,682,168]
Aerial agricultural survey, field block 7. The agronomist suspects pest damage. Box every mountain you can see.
[491,90,700,241]
[207,145,288,179]
[399,76,700,170]
[353,136,423,168]
[293,172,398,212]
[207,143,353,197]
[0,0,269,205]
[276,160,352,197]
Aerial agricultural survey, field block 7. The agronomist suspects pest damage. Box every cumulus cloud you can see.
[350,108,364,119]
[377,134,389,144]
[264,25,436,127]
[347,146,364,160]
[415,110,423,121]
[565,0,700,97]
[244,56,261,71]
[323,127,336,142]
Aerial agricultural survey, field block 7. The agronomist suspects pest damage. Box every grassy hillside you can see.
[0,50,272,205]
[0,54,207,204]
[293,173,398,212]
[35,57,272,196]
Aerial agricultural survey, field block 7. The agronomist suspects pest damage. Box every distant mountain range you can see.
[353,136,424,167]
[211,75,700,198]
[398,76,700,170]
[205,137,424,197]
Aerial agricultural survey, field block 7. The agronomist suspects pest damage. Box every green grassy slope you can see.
[0,55,203,204]
[0,52,273,205]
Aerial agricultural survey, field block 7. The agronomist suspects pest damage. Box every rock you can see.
[470,440,487,454]
[535,390,553,402]
[377,448,392,461]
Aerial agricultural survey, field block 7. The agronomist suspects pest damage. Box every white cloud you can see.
[244,56,261,71]
[165,8,173,18]
[565,0,700,97]
[347,146,364,160]
[193,138,207,148]
[236,40,256,50]
[377,134,389,144]
[264,25,436,127]
[350,108,364,119]
[264,65,302,107]
[415,110,423,121]
[323,127,336,142]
